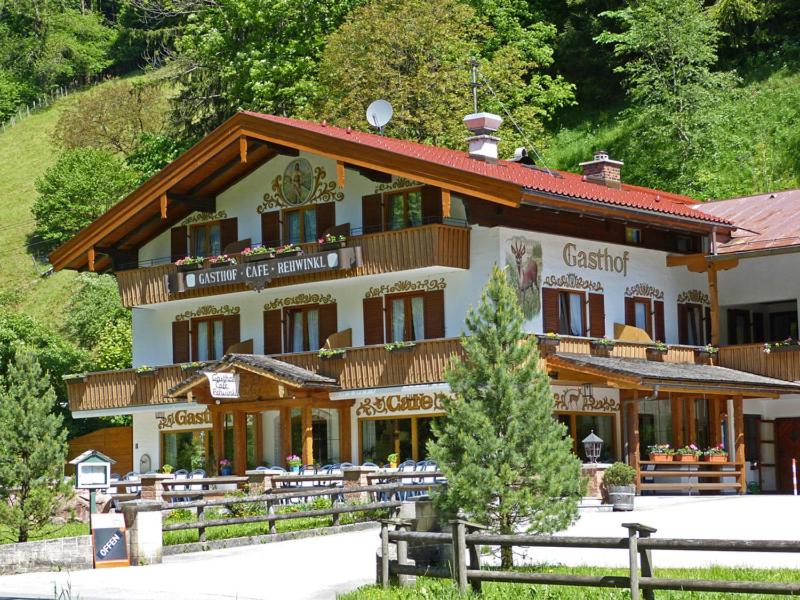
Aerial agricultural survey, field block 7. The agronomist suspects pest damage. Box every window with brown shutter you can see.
[386,293,427,342]
[318,303,338,347]
[626,297,653,337]
[190,317,225,361]
[261,211,281,247]
[384,189,422,231]
[315,202,336,237]
[361,194,383,234]
[171,226,188,262]
[172,320,190,363]
[542,287,560,334]
[423,290,445,339]
[588,293,605,338]
[283,304,337,352]
[654,300,665,342]
[219,217,238,253]
[624,297,636,328]
[421,185,443,225]
[363,297,385,345]
[263,309,282,354]
[677,304,689,344]
[222,313,240,354]
[705,306,714,343]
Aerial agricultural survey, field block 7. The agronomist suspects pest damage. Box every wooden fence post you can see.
[197,505,206,543]
[396,521,413,587]
[266,499,276,534]
[380,521,390,589]
[624,523,657,600]
[451,520,468,594]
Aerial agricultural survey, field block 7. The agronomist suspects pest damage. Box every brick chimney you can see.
[579,150,623,189]
[463,112,503,162]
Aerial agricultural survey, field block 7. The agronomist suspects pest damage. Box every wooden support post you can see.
[628,393,641,493]
[233,411,247,475]
[87,247,95,272]
[734,395,746,494]
[686,397,697,445]
[302,406,313,465]
[212,410,224,473]
[410,416,419,462]
[626,525,640,600]
[239,136,248,163]
[338,404,352,463]
[671,395,684,448]
[451,520,468,594]
[441,188,451,218]
[707,264,720,346]
[624,523,657,600]
[380,521,390,588]
[160,192,167,219]
[336,160,345,188]
[709,397,721,447]
[280,407,291,467]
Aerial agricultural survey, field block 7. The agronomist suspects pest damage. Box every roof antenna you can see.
[366,99,393,135]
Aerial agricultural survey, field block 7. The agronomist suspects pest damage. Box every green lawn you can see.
[341,568,800,599]
[0,521,89,545]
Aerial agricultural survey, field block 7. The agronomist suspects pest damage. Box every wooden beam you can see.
[707,264,720,346]
[442,189,451,218]
[280,407,291,468]
[339,405,351,463]
[239,136,248,163]
[302,406,313,465]
[87,247,95,272]
[629,391,640,494]
[233,411,247,475]
[168,194,216,213]
[686,397,697,445]
[733,395,746,494]
[160,193,167,219]
[265,141,299,157]
[666,253,708,272]
[671,395,684,448]
[347,164,392,183]
[336,160,345,188]
[709,397,721,447]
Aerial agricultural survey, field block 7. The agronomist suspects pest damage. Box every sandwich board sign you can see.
[91,512,130,568]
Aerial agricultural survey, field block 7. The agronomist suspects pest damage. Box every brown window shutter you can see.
[363,297,385,345]
[172,320,190,363]
[263,309,282,354]
[362,194,383,234]
[317,303,338,348]
[220,217,238,252]
[222,313,241,354]
[624,297,636,326]
[541,288,560,334]
[315,202,336,238]
[423,290,445,339]
[421,185,443,225]
[705,306,714,344]
[261,211,281,247]
[677,304,689,344]
[171,226,188,262]
[588,293,605,338]
[654,300,665,342]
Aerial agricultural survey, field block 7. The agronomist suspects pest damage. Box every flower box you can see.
[319,241,346,251]
[704,454,728,463]
[243,252,274,262]
[207,261,235,269]
[177,263,202,273]
[590,341,615,357]
[319,349,346,360]
[673,454,698,462]
[646,347,667,362]
[694,349,714,365]
[275,249,302,258]
[649,453,671,463]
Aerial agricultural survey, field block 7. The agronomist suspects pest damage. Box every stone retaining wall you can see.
[0,535,92,575]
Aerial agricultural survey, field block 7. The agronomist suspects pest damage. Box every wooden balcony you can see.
[115,224,470,308]
[717,343,800,383]
[66,336,701,413]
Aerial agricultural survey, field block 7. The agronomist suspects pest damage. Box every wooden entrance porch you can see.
[169,353,351,474]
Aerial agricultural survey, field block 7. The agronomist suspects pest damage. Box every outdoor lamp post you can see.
[582,430,603,464]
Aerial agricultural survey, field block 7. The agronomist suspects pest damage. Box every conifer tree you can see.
[0,349,70,543]
[429,265,583,567]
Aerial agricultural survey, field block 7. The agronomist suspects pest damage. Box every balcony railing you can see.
[717,343,800,382]
[66,336,702,413]
[115,224,470,308]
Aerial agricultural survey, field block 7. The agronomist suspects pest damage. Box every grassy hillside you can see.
[0,96,80,328]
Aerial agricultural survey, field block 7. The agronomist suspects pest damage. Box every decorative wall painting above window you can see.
[258,159,344,211]
[624,282,664,300]
[506,236,542,319]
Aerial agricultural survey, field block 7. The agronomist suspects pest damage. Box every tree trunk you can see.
[500,514,513,569]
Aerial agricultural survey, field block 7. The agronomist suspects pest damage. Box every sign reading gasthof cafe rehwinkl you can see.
[168,247,362,293]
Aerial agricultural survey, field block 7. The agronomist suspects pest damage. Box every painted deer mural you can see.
[510,241,539,296]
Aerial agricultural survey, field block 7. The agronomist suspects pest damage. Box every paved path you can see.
[0,526,381,600]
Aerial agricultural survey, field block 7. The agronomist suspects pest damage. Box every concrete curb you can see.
[163,521,380,555]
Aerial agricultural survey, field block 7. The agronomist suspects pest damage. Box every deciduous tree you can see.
[428,265,583,568]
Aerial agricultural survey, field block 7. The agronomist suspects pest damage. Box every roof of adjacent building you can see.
[692,189,800,254]
[168,353,340,397]
[247,112,728,226]
[550,353,800,394]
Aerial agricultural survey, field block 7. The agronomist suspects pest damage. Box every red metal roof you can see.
[246,112,730,226]
[692,189,800,254]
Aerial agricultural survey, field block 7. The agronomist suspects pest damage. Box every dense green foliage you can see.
[0,350,70,543]
[429,266,582,568]
[32,147,139,248]
[63,273,130,352]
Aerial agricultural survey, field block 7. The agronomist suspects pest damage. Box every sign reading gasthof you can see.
[168,247,362,293]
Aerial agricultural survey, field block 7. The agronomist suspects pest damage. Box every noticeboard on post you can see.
[91,513,130,568]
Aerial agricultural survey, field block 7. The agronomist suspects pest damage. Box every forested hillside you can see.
[1,0,798,436]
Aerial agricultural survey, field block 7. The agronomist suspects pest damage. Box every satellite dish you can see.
[366,99,393,132]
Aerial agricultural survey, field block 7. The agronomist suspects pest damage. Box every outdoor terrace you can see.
[66,336,703,413]
[115,223,470,308]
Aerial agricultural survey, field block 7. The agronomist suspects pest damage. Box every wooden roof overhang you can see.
[545,353,800,399]
[49,113,524,272]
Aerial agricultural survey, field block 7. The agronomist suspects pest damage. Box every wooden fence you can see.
[380,520,800,598]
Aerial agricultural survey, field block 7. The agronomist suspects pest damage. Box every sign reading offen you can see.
[167,247,362,293]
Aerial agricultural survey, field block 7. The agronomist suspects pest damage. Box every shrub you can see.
[602,462,636,487]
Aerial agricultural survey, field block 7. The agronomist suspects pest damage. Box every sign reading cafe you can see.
[204,372,240,399]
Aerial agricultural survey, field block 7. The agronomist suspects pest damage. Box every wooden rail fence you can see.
[380,520,800,598]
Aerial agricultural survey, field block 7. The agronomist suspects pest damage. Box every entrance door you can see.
[775,418,800,493]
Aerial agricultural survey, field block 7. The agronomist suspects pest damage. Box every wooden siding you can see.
[718,344,800,382]
[66,426,133,475]
[116,224,470,308]
[67,336,701,412]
